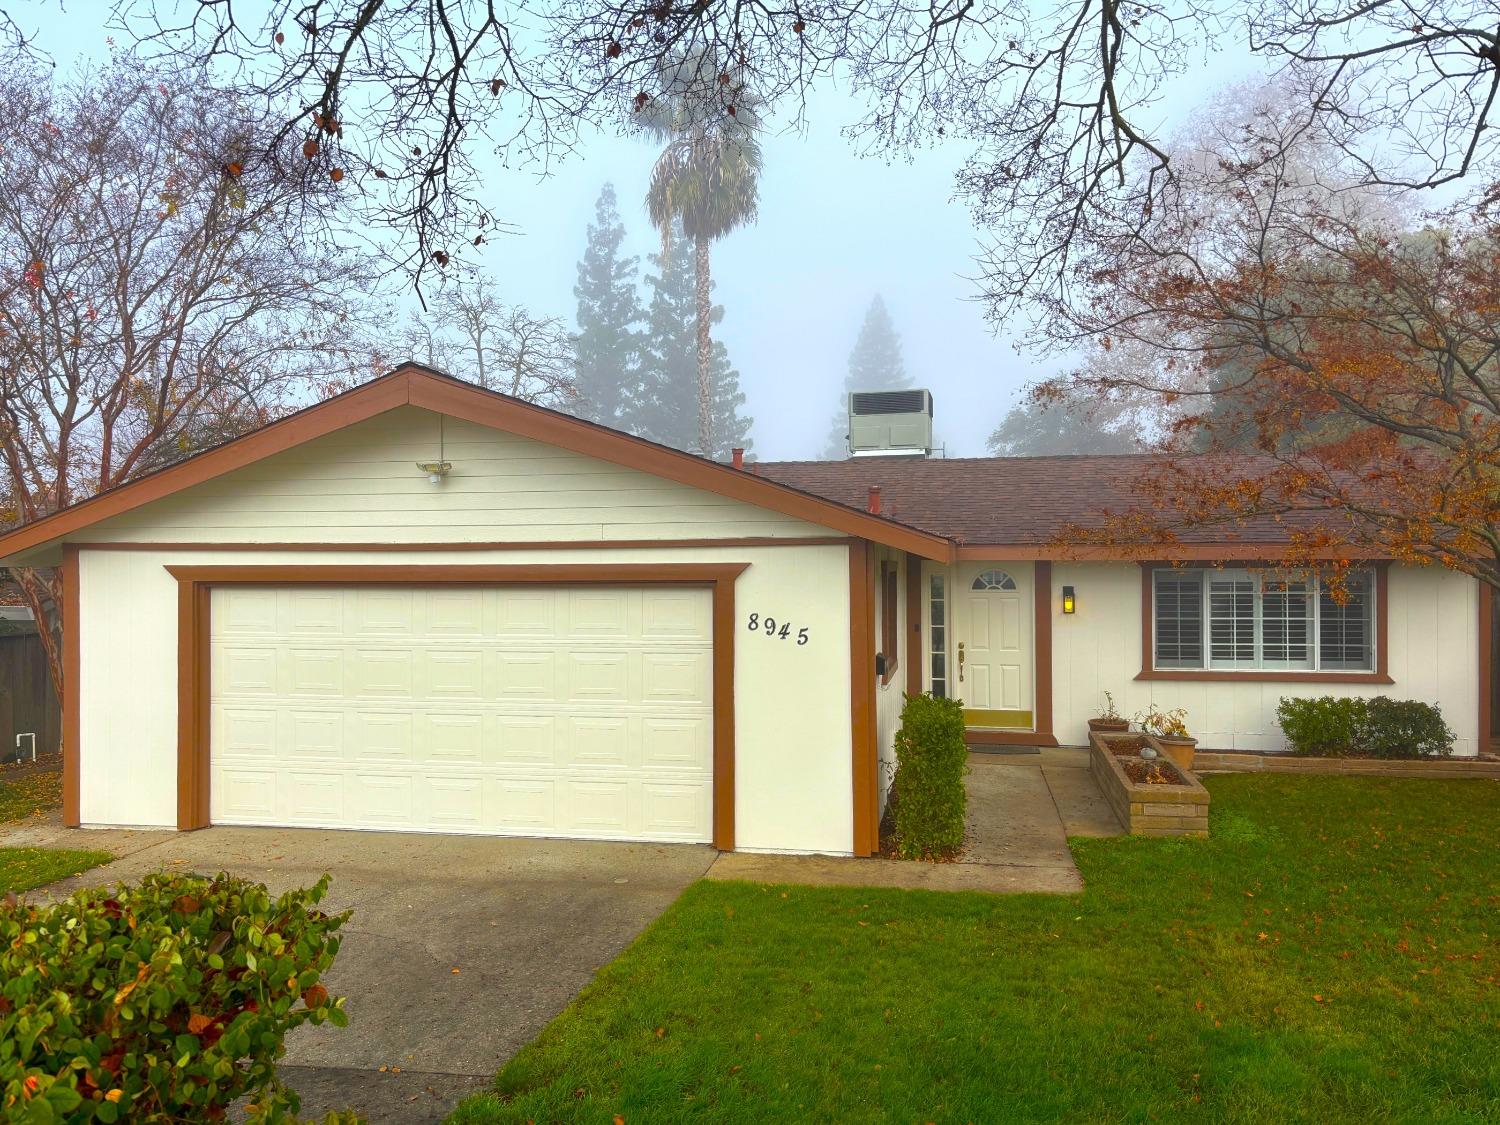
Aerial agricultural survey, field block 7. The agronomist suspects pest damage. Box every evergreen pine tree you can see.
[638,224,753,459]
[572,184,644,428]
[823,294,911,458]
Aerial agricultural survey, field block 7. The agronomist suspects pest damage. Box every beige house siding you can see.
[76,542,858,852]
[78,407,829,545]
[1051,561,1481,755]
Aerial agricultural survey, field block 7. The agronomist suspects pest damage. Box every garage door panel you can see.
[287,648,342,695]
[221,588,278,633]
[426,589,485,634]
[640,651,711,703]
[421,775,484,827]
[492,714,556,764]
[641,589,711,638]
[288,590,341,633]
[496,590,556,635]
[219,646,278,694]
[566,651,629,702]
[348,773,414,823]
[352,649,414,696]
[289,710,343,758]
[218,707,277,758]
[490,777,555,828]
[563,779,630,833]
[422,649,485,699]
[219,768,276,819]
[642,783,712,837]
[211,585,713,842]
[287,770,343,821]
[423,712,485,763]
[495,650,557,698]
[348,711,414,760]
[642,717,711,770]
[564,589,630,637]
[558,716,631,769]
[353,589,415,634]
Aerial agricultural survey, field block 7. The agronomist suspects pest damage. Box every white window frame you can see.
[1151,567,1377,674]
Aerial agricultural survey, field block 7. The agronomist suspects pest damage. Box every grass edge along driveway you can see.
[450,775,1499,1124]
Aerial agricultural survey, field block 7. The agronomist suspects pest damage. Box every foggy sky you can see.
[30,2,1262,459]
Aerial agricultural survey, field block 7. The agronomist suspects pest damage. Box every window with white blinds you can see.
[1152,568,1374,672]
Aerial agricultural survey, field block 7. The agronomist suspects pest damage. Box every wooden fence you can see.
[0,627,59,763]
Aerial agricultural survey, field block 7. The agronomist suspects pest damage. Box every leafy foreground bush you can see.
[1,872,350,1122]
[890,693,968,859]
[1277,695,1454,758]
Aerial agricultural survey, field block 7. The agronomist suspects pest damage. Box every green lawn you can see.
[0,846,114,894]
[0,771,112,893]
[451,775,1499,1124]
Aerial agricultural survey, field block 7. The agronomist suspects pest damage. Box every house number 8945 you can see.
[746,613,809,646]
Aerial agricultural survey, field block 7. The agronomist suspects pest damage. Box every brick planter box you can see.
[1089,732,1211,837]
[1192,751,1500,779]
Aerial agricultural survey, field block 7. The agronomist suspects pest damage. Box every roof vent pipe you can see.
[732,447,744,470]
[868,486,882,514]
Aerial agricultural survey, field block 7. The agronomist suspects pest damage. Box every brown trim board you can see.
[1480,578,1494,750]
[904,552,923,698]
[848,541,878,856]
[72,536,855,553]
[165,563,749,849]
[0,365,951,563]
[61,545,80,827]
[1034,560,1054,741]
[956,544,1397,562]
[1135,560,1393,684]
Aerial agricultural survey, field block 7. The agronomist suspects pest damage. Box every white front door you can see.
[209,584,714,842]
[956,564,1033,728]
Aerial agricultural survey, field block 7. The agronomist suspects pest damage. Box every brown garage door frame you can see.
[165,563,749,848]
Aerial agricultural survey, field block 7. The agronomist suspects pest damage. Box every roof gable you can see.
[0,365,952,562]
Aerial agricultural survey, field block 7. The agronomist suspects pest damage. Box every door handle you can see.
[958,641,965,682]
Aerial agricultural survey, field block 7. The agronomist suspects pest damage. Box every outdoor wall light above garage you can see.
[416,460,452,484]
[1062,585,1076,614]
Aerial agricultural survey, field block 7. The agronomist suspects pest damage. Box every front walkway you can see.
[706,747,1120,892]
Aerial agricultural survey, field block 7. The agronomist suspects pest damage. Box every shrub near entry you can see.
[1276,695,1455,759]
[890,693,969,859]
[0,872,350,1122]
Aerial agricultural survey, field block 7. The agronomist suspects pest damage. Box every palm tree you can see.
[640,55,762,456]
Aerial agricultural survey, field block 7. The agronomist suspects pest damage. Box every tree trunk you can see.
[10,566,64,724]
[694,234,713,457]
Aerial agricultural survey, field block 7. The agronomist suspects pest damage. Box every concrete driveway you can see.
[30,826,715,1122]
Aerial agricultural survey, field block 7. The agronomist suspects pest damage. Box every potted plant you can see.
[1137,705,1197,769]
[1087,691,1130,733]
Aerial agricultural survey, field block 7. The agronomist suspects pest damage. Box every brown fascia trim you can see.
[1134,560,1395,685]
[0,365,953,563]
[1479,579,1494,749]
[71,536,855,553]
[904,552,923,698]
[165,562,748,849]
[61,544,80,827]
[848,541,878,857]
[1033,560,1054,740]
[956,543,1397,561]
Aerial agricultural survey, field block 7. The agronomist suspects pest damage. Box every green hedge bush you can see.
[1276,695,1455,759]
[890,693,968,859]
[1,871,350,1122]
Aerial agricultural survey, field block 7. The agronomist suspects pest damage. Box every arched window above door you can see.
[971,570,1017,591]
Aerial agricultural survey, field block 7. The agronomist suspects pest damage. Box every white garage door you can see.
[209,585,714,842]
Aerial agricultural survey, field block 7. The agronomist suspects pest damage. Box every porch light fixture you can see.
[1062,585,1076,614]
[417,415,452,484]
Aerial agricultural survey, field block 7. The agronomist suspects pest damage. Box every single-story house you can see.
[0,365,1494,855]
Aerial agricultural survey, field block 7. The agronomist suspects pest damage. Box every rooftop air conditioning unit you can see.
[847,389,933,457]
